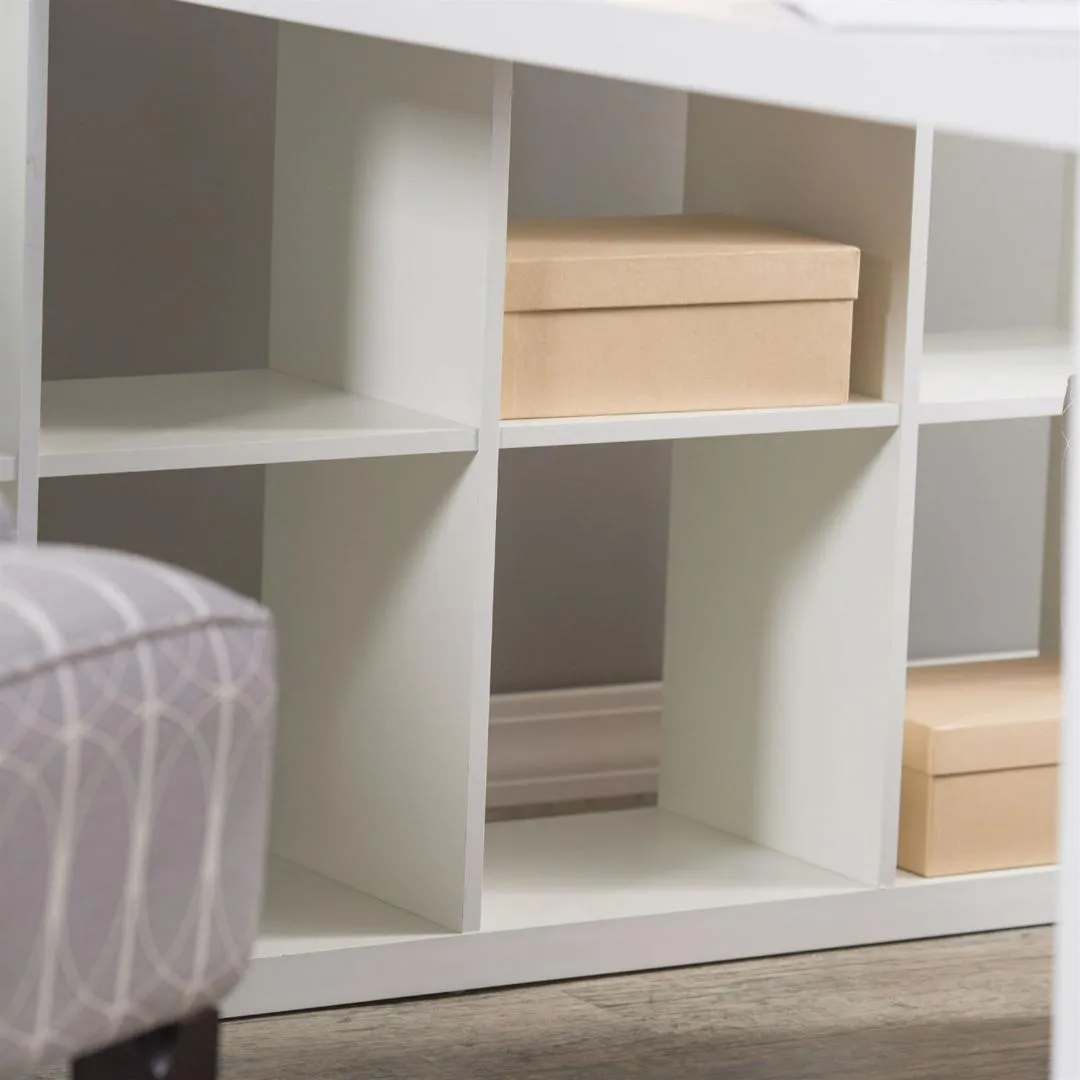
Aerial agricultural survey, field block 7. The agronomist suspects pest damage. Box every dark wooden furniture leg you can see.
[72,1008,218,1080]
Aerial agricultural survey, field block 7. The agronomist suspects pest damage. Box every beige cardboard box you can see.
[502,214,861,420]
[899,657,1061,877]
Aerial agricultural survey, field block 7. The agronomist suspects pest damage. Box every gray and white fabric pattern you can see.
[0,542,276,1077]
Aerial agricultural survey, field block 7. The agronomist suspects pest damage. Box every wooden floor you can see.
[214,928,1052,1079]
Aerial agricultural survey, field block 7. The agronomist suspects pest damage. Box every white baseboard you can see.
[487,682,661,808]
[487,652,1043,808]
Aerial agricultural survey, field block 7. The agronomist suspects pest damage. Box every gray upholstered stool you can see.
[0,526,276,1079]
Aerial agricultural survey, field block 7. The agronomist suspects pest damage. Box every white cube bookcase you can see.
[3,0,1077,1019]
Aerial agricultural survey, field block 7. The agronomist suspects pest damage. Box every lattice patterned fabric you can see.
[0,543,276,1078]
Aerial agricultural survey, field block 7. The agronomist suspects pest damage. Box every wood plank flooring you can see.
[32,927,1052,1078]
[215,928,1051,1079]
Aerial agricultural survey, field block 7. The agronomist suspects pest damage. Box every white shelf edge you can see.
[39,430,479,477]
[920,328,1072,425]
[228,862,1055,1018]
[38,370,478,478]
[920,397,1069,425]
[499,397,900,449]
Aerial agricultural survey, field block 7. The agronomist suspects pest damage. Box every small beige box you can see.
[502,214,861,420]
[899,657,1061,877]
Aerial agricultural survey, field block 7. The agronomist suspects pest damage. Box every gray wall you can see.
[912,135,1068,661]
[43,0,1068,691]
[491,69,686,692]
[41,0,272,596]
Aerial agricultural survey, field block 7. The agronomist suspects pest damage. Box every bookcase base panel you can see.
[230,856,1055,1017]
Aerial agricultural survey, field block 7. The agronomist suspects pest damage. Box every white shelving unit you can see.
[3,0,1077,1022]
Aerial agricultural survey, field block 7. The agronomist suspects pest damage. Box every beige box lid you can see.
[505,214,861,314]
[904,656,1061,776]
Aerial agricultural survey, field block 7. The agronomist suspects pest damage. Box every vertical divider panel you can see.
[467,59,513,926]
[661,100,930,885]
[1042,413,1065,657]
[262,28,510,932]
[0,0,48,539]
[1045,156,1078,656]
[1051,146,1080,1080]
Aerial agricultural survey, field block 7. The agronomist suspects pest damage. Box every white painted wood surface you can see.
[0,0,26,464]
[228,852,1057,1017]
[794,0,1080,32]
[482,808,857,928]
[1052,170,1080,1080]
[511,822,1055,934]
[673,102,927,886]
[0,0,47,537]
[38,370,476,475]
[1053,396,1078,1075]
[661,428,907,884]
[499,397,899,449]
[257,855,447,955]
[263,454,488,931]
[171,0,1079,148]
[262,32,510,932]
[269,27,498,430]
[1042,163,1077,667]
[921,329,1072,423]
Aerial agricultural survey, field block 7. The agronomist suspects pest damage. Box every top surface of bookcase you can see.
[173,0,1078,148]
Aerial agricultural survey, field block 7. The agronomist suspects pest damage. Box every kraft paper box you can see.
[502,214,860,420]
[899,657,1060,877]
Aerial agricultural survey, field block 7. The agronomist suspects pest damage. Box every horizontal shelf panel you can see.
[39,370,477,476]
[0,455,13,483]
[482,808,859,928]
[255,856,450,959]
[231,844,1055,1018]
[500,396,899,449]
[175,0,1078,149]
[920,328,1072,424]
